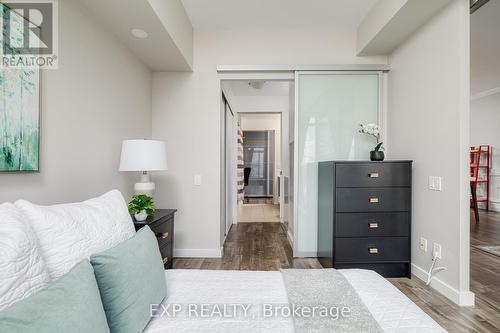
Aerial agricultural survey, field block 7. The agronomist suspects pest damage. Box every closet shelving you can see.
[470,145,491,211]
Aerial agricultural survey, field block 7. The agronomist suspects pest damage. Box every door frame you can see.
[219,73,294,251]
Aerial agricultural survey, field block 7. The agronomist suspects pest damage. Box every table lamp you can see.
[119,139,168,196]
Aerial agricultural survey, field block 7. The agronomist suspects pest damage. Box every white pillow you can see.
[0,202,51,311]
[15,190,135,280]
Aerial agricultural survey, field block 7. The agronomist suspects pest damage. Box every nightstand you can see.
[132,209,177,269]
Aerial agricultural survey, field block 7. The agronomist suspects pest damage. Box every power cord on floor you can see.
[426,252,447,286]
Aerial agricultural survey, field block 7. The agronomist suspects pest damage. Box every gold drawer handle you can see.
[158,232,169,239]
[162,257,169,264]
[368,172,379,178]
[368,247,379,254]
[368,222,379,229]
[368,197,379,203]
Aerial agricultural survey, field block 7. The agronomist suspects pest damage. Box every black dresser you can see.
[133,209,176,269]
[317,161,412,278]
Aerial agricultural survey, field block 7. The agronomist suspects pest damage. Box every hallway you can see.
[237,204,280,223]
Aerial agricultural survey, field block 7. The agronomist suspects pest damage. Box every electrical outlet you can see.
[433,243,442,259]
[419,237,428,252]
[429,176,442,191]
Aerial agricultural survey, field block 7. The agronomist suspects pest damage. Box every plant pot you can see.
[370,150,385,161]
[134,210,148,222]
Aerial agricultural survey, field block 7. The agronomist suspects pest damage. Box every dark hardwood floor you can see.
[173,212,500,332]
[174,222,321,270]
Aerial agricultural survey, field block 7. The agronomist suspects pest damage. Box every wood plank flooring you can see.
[237,204,281,223]
[173,212,500,332]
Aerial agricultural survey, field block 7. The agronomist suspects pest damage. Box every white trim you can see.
[217,64,390,73]
[294,251,318,258]
[287,229,294,247]
[470,86,500,101]
[489,201,500,212]
[411,263,475,306]
[174,248,223,258]
[219,72,295,81]
[293,71,299,257]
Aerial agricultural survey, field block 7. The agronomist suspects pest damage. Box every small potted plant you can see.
[359,123,385,161]
[128,194,156,222]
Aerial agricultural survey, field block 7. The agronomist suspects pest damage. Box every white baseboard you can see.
[294,251,317,258]
[489,200,500,212]
[411,263,475,306]
[173,248,223,258]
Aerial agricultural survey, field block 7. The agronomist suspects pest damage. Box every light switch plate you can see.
[429,176,442,191]
[194,174,202,186]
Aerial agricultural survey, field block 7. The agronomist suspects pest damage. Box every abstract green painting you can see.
[0,4,40,172]
[0,68,39,172]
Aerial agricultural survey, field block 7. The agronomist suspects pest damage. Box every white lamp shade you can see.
[119,140,168,171]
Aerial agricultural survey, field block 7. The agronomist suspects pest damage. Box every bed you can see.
[144,269,446,333]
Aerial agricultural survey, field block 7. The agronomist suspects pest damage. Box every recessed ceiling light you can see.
[131,29,148,39]
[248,81,266,89]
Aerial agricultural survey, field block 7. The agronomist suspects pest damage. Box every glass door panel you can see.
[296,72,380,254]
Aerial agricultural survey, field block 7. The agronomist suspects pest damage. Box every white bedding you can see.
[144,269,446,333]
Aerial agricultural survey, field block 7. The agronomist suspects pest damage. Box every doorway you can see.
[221,78,294,254]
[239,114,281,223]
[468,0,500,321]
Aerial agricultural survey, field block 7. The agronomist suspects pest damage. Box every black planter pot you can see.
[370,150,385,161]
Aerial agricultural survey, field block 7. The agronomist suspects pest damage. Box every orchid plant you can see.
[359,123,384,152]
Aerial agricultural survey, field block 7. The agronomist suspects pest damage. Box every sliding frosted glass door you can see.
[295,72,380,255]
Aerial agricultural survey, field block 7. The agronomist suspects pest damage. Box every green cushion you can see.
[90,226,166,333]
[0,260,110,333]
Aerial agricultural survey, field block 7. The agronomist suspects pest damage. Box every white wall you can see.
[152,27,387,257]
[0,0,152,204]
[388,0,472,305]
[471,94,500,212]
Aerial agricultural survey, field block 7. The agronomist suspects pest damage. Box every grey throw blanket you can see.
[280,269,383,333]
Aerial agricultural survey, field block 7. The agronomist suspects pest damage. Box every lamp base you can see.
[134,172,155,197]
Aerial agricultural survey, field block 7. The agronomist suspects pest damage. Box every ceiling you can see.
[224,81,290,97]
[76,0,192,71]
[181,0,378,29]
[471,0,500,95]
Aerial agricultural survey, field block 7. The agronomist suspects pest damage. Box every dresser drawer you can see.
[334,263,410,278]
[336,188,410,212]
[335,237,409,263]
[336,213,409,237]
[335,163,411,188]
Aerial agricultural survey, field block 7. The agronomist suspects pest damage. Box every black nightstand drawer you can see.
[336,212,409,237]
[150,217,173,247]
[133,209,176,270]
[335,237,409,263]
[336,188,410,212]
[335,163,411,188]
[159,241,173,269]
